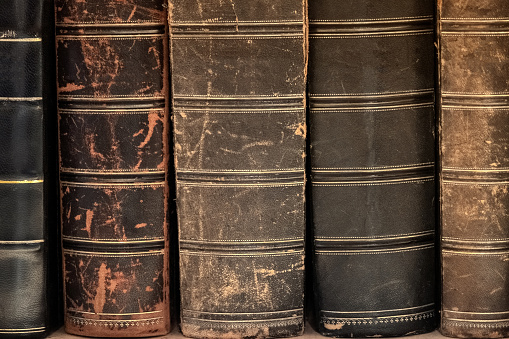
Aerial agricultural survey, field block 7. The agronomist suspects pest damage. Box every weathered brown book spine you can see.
[169,1,307,338]
[439,1,509,338]
[308,0,437,337]
[56,0,170,337]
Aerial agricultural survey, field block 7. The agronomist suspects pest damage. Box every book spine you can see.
[439,1,509,337]
[55,0,170,337]
[0,0,58,337]
[169,1,307,338]
[308,0,437,337]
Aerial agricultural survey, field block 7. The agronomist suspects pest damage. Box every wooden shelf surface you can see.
[47,325,447,339]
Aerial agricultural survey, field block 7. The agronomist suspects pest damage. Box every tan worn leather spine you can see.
[169,0,308,338]
[56,0,171,336]
[439,0,509,337]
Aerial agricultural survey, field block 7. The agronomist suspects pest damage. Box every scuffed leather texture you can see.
[0,0,58,338]
[56,0,170,337]
[308,0,436,337]
[439,1,509,337]
[169,0,307,337]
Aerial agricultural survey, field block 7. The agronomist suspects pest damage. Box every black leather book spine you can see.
[169,1,307,338]
[308,0,437,336]
[0,0,59,338]
[55,0,171,336]
[439,1,509,337]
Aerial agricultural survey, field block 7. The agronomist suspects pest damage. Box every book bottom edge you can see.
[180,317,304,339]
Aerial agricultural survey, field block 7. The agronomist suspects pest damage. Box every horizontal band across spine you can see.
[312,164,434,184]
[309,90,434,109]
[321,303,435,318]
[443,309,509,322]
[182,309,303,322]
[171,21,303,35]
[442,238,509,251]
[441,18,509,33]
[173,96,304,110]
[177,169,304,185]
[180,239,303,253]
[62,239,165,252]
[315,231,434,250]
[442,93,509,107]
[315,243,434,255]
[442,167,509,182]
[309,17,432,35]
[60,172,165,183]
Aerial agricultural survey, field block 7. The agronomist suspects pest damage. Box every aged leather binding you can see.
[439,1,509,337]
[0,0,60,337]
[169,0,307,337]
[56,0,170,336]
[308,0,437,337]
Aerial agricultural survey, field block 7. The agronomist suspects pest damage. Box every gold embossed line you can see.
[316,243,434,255]
[0,180,43,184]
[441,93,509,108]
[309,90,435,110]
[0,240,44,244]
[62,237,165,244]
[59,108,165,114]
[443,317,509,323]
[309,17,433,36]
[0,97,42,101]
[64,249,164,256]
[182,309,303,322]
[173,108,303,114]
[68,309,163,316]
[56,34,165,40]
[442,249,509,256]
[312,176,434,186]
[310,103,434,113]
[444,310,509,316]
[312,164,434,173]
[172,34,303,39]
[181,249,304,257]
[322,303,435,315]
[182,316,301,323]
[177,182,304,187]
[441,18,509,34]
[312,165,434,185]
[170,20,303,33]
[0,38,41,42]
[310,31,432,39]
[0,327,45,334]
[316,231,434,242]
[61,181,165,188]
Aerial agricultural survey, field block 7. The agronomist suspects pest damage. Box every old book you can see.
[439,1,509,337]
[169,0,307,337]
[308,0,437,337]
[55,0,171,337]
[0,0,61,337]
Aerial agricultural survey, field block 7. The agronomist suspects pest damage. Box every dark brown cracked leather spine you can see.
[439,1,509,337]
[308,0,437,337]
[0,0,60,338]
[56,0,171,336]
[169,1,307,338]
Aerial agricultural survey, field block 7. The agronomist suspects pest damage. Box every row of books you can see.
[0,0,506,338]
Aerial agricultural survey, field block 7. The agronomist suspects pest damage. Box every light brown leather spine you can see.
[439,1,509,337]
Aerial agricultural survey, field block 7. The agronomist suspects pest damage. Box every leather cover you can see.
[439,1,509,337]
[0,0,60,338]
[169,1,307,337]
[56,0,171,336]
[308,0,437,336]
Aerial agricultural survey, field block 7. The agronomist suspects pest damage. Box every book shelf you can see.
[47,325,447,338]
